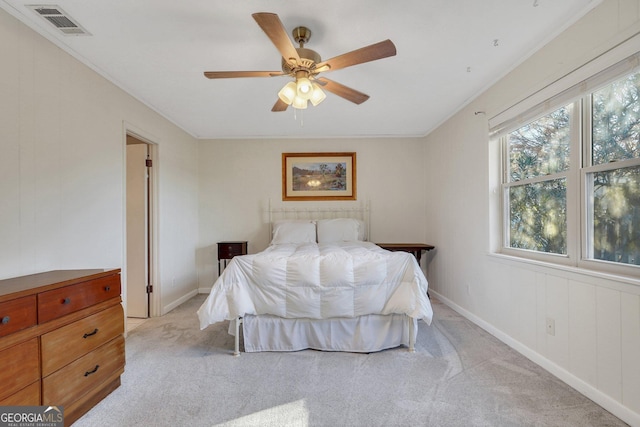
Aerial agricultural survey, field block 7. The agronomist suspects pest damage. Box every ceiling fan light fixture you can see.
[309,84,326,106]
[204,13,397,113]
[278,81,297,105]
[292,96,308,109]
[296,77,313,100]
[294,70,313,100]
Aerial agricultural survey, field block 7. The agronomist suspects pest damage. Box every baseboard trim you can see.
[430,290,640,427]
[198,287,212,294]
[163,288,199,315]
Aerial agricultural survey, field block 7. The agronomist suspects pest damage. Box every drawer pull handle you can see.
[1,316,9,325]
[105,286,111,292]
[63,297,71,305]
[83,328,99,338]
[84,365,100,377]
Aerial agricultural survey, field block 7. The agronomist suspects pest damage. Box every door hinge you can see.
[146,285,153,293]
[145,158,152,167]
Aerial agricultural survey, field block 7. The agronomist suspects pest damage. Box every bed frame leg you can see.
[234,317,242,356]
[408,317,416,352]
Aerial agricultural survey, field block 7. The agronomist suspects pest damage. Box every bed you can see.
[197,204,433,354]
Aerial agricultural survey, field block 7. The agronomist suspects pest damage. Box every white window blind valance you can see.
[489,33,640,137]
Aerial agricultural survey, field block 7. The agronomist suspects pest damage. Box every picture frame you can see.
[282,152,357,201]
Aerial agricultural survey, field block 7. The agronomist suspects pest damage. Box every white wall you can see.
[423,1,640,425]
[0,8,199,315]
[197,137,427,291]
[4,1,638,423]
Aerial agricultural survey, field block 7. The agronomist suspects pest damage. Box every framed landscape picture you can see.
[282,152,357,201]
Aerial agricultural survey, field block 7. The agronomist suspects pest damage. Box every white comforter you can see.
[197,241,433,330]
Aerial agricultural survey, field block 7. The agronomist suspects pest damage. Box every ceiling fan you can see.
[204,12,397,112]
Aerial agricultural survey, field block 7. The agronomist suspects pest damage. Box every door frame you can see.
[123,122,160,318]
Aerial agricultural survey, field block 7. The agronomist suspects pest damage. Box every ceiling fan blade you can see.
[204,71,284,79]
[252,12,301,65]
[316,39,396,72]
[316,78,370,105]
[272,98,289,112]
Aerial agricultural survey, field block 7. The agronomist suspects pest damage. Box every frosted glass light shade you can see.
[296,77,313,100]
[278,82,297,105]
[292,96,308,109]
[309,84,326,106]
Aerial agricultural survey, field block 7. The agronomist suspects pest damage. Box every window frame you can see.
[499,100,581,267]
[579,73,640,277]
[495,57,640,278]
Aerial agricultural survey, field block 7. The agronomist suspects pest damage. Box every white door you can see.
[126,140,149,318]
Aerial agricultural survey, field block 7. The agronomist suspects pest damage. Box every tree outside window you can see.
[501,66,640,270]
[589,72,640,266]
[506,105,572,255]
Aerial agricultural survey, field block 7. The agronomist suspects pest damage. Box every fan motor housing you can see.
[281,47,321,74]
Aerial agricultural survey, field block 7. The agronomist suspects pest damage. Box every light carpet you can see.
[75,294,628,427]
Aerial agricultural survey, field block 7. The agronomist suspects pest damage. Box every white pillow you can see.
[271,220,316,245]
[317,218,364,243]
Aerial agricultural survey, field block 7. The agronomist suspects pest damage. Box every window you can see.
[586,72,640,267]
[499,60,640,275]
[505,105,573,255]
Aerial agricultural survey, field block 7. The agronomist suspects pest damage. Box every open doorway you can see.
[126,134,155,323]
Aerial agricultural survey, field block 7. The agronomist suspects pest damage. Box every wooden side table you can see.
[375,243,435,264]
[217,241,248,275]
[376,243,435,299]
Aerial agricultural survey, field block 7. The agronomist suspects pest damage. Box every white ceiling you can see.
[1,0,600,139]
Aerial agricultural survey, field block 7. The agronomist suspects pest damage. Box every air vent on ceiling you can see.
[27,5,90,35]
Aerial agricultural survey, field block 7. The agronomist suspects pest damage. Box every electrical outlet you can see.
[546,318,555,336]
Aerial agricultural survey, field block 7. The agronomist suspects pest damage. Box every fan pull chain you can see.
[292,107,305,127]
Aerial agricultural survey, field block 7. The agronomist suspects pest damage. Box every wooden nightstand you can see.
[217,241,248,275]
[377,243,435,299]
[375,243,435,264]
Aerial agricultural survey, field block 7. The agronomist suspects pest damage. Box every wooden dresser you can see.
[0,269,124,425]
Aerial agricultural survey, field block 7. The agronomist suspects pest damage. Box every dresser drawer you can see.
[0,295,37,338]
[42,335,125,407]
[41,304,124,376]
[0,381,40,406]
[0,338,40,401]
[38,274,121,324]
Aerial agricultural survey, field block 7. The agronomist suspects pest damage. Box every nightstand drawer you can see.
[0,295,37,338]
[38,274,121,324]
[218,241,248,259]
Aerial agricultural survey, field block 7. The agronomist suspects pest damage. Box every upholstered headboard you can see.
[268,199,370,243]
